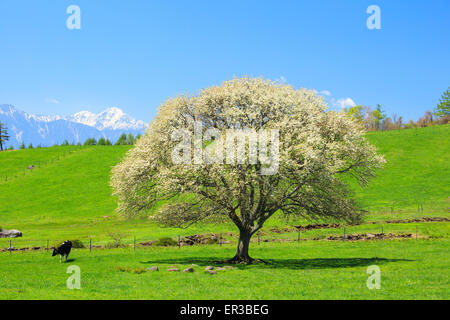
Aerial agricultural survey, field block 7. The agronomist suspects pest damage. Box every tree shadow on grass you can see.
[140,257,413,270]
[260,257,413,270]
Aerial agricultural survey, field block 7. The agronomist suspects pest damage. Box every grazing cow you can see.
[52,240,72,263]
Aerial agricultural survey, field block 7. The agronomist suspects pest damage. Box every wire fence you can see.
[0,147,84,183]
[1,221,439,255]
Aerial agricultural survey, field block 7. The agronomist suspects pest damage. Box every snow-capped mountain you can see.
[0,104,147,149]
[70,107,146,131]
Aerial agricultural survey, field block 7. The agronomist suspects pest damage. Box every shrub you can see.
[105,232,128,248]
[153,237,178,247]
[55,239,85,249]
[71,239,85,248]
[105,242,128,249]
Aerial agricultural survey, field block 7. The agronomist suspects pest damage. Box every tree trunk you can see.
[229,229,253,263]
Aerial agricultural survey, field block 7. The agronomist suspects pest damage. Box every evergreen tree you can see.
[126,133,135,145]
[19,141,26,149]
[114,133,128,145]
[0,122,10,151]
[98,137,107,145]
[84,138,97,146]
[434,87,450,117]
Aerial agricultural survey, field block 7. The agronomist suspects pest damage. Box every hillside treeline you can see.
[344,105,449,131]
[345,87,449,131]
[83,133,142,146]
[5,133,142,150]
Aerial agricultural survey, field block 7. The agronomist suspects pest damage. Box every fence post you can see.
[258,232,260,245]
[381,225,384,235]
[343,228,346,241]
[9,240,12,255]
[298,230,300,242]
[178,235,180,248]
[220,233,222,247]
[134,235,136,251]
[89,239,92,252]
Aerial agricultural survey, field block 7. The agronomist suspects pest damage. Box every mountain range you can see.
[0,104,147,148]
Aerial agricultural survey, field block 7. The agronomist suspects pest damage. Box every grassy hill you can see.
[355,125,449,213]
[0,146,131,224]
[0,126,448,301]
[0,125,448,243]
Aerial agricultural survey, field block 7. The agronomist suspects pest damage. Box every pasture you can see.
[0,239,448,299]
[0,125,449,299]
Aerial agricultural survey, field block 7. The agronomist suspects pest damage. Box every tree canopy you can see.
[434,87,450,117]
[111,77,385,263]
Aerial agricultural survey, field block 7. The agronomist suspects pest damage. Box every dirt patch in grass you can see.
[368,217,450,224]
[327,233,416,241]
[293,223,341,231]
[291,217,449,232]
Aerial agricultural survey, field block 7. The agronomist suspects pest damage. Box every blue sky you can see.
[0,0,449,122]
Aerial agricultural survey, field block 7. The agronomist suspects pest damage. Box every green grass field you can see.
[354,125,450,213]
[1,239,448,299]
[0,125,449,299]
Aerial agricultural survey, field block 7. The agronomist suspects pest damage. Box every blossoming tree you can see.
[111,77,385,263]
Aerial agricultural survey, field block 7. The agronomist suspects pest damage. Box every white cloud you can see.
[275,76,287,84]
[46,98,60,104]
[319,90,331,96]
[332,97,356,109]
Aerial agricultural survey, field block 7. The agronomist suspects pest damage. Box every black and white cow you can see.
[52,240,72,263]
